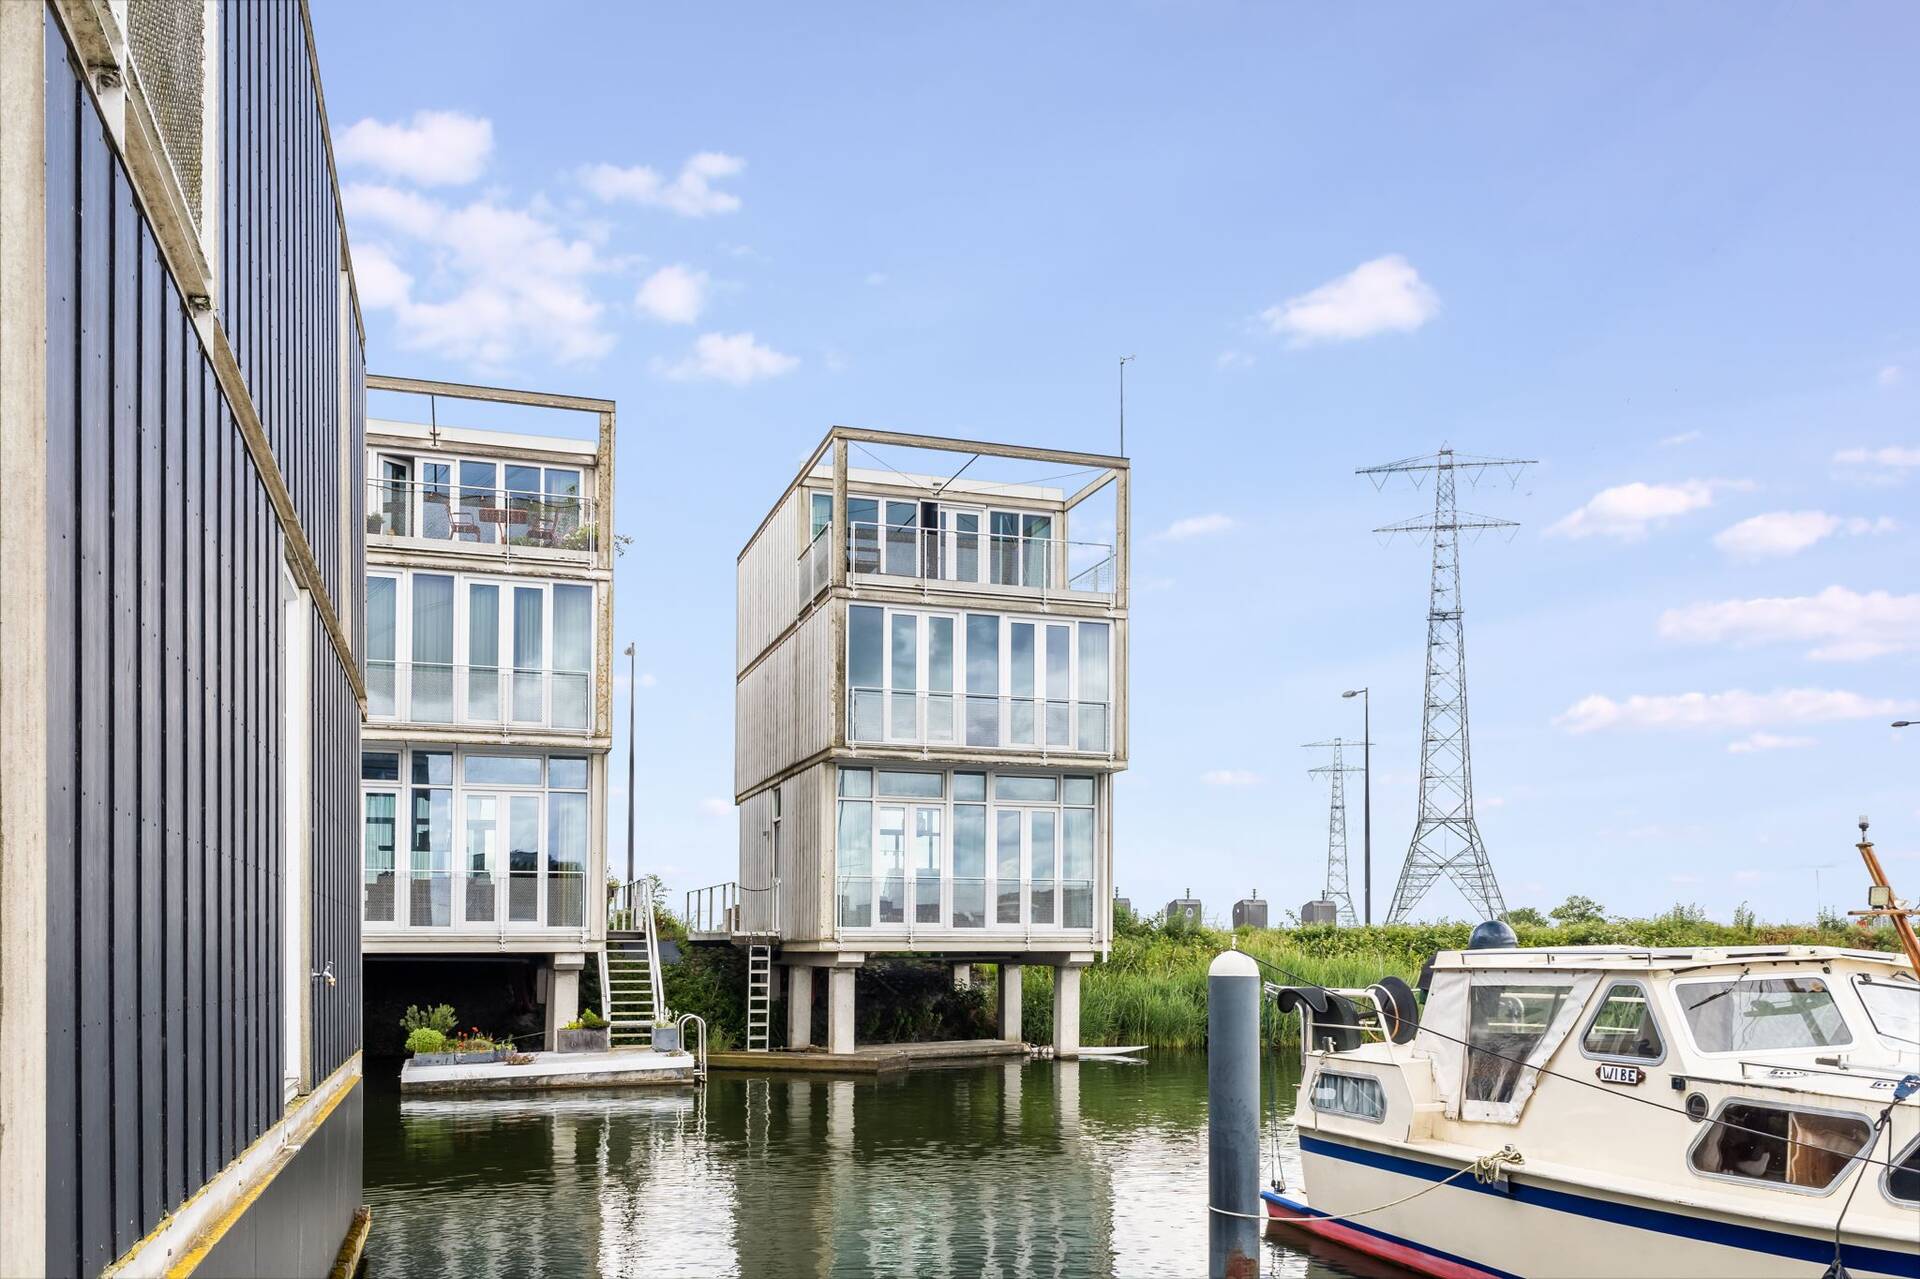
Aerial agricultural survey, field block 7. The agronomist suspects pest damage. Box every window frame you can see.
[1307,1070,1388,1125]
[1577,979,1668,1066]
[369,448,594,548]
[1883,1132,1920,1207]
[1674,974,1856,1057]
[1685,1096,1876,1198]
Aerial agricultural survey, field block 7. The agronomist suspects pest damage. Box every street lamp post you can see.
[1343,688,1371,925]
[624,642,637,887]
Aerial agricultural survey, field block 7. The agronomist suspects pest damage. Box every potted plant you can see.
[401,1005,509,1065]
[555,1007,611,1054]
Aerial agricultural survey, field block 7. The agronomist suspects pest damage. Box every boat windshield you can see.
[1677,976,1853,1054]
[1854,974,1920,1047]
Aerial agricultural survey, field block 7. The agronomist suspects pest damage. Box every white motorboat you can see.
[1262,830,1920,1278]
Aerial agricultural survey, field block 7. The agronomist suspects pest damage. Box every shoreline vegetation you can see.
[644,900,1901,1054]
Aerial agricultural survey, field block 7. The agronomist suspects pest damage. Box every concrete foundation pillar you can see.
[998,964,1023,1042]
[1052,964,1082,1059]
[545,953,584,1044]
[787,965,814,1050]
[827,966,857,1055]
[952,963,972,991]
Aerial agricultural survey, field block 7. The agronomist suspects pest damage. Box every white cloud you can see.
[1878,364,1903,388]
[1658,586,1920,661]
[1727,732,1816,754]
[655,331,798,385]
[582,152,745,217]
[345,183,614,368]
[634,265,709,325]
[1201,770,1262,787]
[1157,513,1236,541]
[1545,479,1746,541]
[1216,349,1255,371]
[1712,511,1895,558]
[639,672,658,688]
[1479,796,1508,809]
[349,242,412,310]
[1833,445,1920,482]
[1659,431,1702,447]
[1668,872,1704,886]
[1556,688,1901,734]
[337,110,493,186]
[698,797,733,818]
[1261,254,1438,344]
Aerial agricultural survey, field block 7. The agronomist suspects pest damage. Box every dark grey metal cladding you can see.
[41,14,364,1277]
[220,0,346,611]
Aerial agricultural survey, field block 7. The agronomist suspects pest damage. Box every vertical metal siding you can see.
[41,14,364,1275]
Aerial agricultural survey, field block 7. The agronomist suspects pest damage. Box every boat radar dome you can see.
[1468,919,1518,950]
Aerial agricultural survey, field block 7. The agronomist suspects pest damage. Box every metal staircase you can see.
[745,944,773,1052]
[604,879,669,1047]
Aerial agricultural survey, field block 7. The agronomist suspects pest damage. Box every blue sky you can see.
[314,2,1919,924]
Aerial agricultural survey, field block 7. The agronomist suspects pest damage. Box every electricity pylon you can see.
[1304,739,1365,926]
[1358,447,1533,923]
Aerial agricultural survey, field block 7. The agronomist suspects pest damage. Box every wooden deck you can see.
[706,1039,1027,1075]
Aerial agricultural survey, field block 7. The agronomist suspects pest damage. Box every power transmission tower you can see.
[1304,739,1365,926]
[1358,448,1534,923]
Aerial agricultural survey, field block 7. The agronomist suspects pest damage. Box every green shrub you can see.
[400,1003,458,1037]
[565,1008,608,1031]
[404,1027,447,1055]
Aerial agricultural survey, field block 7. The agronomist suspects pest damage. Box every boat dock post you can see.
[1208,949,1261,1278]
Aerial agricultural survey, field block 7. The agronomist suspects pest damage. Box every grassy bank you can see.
[637,909,1899,1053]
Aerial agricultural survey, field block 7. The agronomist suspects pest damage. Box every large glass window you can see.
[366,577,397,716]
[507,795,540,923]
[966,613,1000,746]
[547,790,587,927]
[849,606,884,741]
[553,584,592,730]
[953,803,986,928]
[411,574,454,722]
[928,616,955,743]
[1581,982,1664,1061]
[459,460,498,544]
[408,775,452,927]
[884,500,919,576]
[1010,622,1036,744]
[890,613,918,739]
[464,795,498,923]
[1679,977,1853,1054]
[847,497,880,574]
[1689,1100,1872,1192]
[1045,623,1071,746]
[362,793,396,922]
[837,794,873,927]
[996,810,1022,925]
[467,583,500,722]
[1063,807,1095,928]
[1078,621,1110,751]
[512,587,544,722]
[465,754,543,787]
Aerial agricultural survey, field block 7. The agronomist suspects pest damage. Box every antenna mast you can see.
[1357,447,1534,923]
[1305,738,1366,926]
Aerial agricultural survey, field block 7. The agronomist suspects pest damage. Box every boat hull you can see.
[1265,1135,1919,1279]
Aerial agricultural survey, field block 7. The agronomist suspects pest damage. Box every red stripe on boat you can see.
[1265,1197,1506,1279]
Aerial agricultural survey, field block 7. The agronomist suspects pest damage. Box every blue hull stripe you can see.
[1262,1187,1526,1279]
[1298,1135,1920,1278]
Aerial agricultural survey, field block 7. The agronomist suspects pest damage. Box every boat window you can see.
[1678,977,1853,1054]
[1854,974,1920,1047]
[1887,1136,1920,1205]
[1581,982,1664,1061]
[1688,1100,1872,1193]
[1309,1072,1386,1123]
[1466,984,1573,1104]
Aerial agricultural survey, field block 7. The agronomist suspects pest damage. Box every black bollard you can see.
[1208,949,1260,1278]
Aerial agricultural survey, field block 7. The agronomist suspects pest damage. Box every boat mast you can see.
[1851,817,1920,974]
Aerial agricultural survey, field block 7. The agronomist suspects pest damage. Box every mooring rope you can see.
[1210,1145,1524,1224]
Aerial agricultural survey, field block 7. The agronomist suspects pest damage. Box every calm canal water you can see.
[364,1052,1397,1278]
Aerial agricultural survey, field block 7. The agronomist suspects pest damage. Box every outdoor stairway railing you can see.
[745,944,772,1053]
[605,878,669,1046]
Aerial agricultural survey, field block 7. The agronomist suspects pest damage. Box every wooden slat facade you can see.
[37,7,364,1274]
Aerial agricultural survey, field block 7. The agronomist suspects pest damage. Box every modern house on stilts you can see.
[358,376,620,1047]
[715,427,1129,1057]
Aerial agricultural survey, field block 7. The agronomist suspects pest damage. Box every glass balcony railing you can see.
[366,660,592,733]
[797,521,1115,598]
[833,876,1095,931]
[367,479,599,553]
[847,688,1112,754]
[364,867,586,930]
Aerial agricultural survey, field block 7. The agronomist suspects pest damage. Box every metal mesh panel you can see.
[125,0,206,225]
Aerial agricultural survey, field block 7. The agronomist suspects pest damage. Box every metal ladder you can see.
[745,944,773,1052]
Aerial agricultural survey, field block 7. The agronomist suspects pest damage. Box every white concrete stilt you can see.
[998,964,1023,1042]
[1051,964,1082,1059]
[787,965,814,1049]
[827,967,857,1054]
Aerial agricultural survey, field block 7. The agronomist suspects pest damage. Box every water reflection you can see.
[364,1053,1374,1278]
